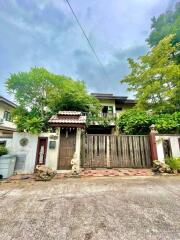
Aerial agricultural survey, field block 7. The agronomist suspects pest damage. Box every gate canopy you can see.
[48,111,86,128]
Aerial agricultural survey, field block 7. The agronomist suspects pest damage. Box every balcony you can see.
[86,112,116,126]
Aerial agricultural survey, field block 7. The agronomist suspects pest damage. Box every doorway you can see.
[36,137,48,165]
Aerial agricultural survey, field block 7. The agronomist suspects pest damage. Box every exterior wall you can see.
[99,99,116,114]
[0,102,16,135]
[12,132,38,174]
[40,129,60,170]
[156,135,180,162]
[0,127,81,174]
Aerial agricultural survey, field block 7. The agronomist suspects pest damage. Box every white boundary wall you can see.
[12,132,38,173]
[10,128,82,174]
[39,129,60,170]
[155,135,180,162]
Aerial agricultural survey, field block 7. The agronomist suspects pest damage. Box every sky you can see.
[0,0,178,100]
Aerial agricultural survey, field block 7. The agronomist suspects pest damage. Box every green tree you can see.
[121,35,180,113]
[147,2,180,63]
[147,3,180,46]
[7,67,99,133]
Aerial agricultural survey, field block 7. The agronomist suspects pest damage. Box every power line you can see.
[64,0,110,81]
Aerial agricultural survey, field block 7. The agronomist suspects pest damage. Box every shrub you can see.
[0,146,8,156]
[118,109,180,135]
[165,157,180,171]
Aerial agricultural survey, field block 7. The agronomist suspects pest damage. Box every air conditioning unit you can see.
[0,118,4,124]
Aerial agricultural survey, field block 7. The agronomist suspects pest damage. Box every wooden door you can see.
[58,128,76,170]
[36,137,48,165]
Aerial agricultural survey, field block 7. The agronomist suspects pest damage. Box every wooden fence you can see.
[81,134,151,168]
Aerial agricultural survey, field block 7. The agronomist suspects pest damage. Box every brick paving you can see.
[80,168,153,177]
[6,168,153,181]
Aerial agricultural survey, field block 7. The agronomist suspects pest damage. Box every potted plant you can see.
[0,146,16,179]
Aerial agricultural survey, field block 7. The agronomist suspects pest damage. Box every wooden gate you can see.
[58,128,76,170]
[81,134,151,168]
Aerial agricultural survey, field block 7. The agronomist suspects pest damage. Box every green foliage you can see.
[121,35,180,113]
[7,67,99,134]
[86,114,116,127]
[118,109,153,134]
[147,3,180,49]
[152,112,180,134]
[147,2,180,63]
[118,109,180,135]
[165,157,180,171]
[0,146,8,156]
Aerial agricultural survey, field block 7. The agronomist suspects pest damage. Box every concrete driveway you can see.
[0,176,180,240]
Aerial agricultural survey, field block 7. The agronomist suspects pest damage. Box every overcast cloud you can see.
[0,0,178,99]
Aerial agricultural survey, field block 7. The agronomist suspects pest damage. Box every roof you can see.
[91,93,136,104]
[48,111,86,128]
[57,111,82,115]
[0,96,17,108]
[91,93,127,100]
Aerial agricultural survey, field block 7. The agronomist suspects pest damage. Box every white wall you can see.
[40,129,60,170]
[12,132,38,174]
[156,135,180,162]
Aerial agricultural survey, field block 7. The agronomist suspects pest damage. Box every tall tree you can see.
[121,35,180,113]
[147,2,180,63]
[147,2,180,47]
[7,67,99,133]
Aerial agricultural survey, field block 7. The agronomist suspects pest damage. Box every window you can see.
[108,106,113,114]
[3,111,12,121]
[102,106,113,116]
[0,141,6,147]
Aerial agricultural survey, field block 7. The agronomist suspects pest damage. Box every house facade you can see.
[0,96,17,136]
[87,93,136,134]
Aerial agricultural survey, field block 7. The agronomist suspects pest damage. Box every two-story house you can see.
[87,93,135,134]
[0,96,17,136]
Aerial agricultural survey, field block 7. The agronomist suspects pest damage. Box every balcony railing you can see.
[85,112,117,126]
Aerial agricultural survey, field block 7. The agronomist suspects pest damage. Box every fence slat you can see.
[81,134,151,168]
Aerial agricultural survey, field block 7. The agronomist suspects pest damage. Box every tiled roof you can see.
[48,111,86,125]
[57,111,82,115]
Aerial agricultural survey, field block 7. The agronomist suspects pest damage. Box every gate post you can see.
[149,124,158,163]
[71,128,82,174]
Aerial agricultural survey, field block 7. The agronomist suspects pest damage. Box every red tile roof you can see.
[48,111,86,126]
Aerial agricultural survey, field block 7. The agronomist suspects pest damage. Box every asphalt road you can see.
[0,176,180,240]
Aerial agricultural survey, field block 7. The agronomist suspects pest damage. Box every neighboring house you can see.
[87,93,136,134]
[0,96,17,136]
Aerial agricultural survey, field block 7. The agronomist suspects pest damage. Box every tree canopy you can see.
[121,35,180,113]
[7,67,99,133]
[147,3,180,47]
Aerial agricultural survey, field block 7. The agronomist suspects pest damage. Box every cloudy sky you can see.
[0,0,178,100]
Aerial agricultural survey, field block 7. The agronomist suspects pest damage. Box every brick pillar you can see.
[149,125,158,163]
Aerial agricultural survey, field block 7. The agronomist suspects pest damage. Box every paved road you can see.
[0,176,180,240]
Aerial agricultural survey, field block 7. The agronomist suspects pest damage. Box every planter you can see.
[0,155,16,179]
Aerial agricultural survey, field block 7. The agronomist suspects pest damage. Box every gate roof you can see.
[48,111,86,128]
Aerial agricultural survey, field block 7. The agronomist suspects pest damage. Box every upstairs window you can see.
[3,111,12,122]
[102,106,113,116]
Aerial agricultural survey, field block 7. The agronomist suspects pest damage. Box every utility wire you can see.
[64,0,110,81]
